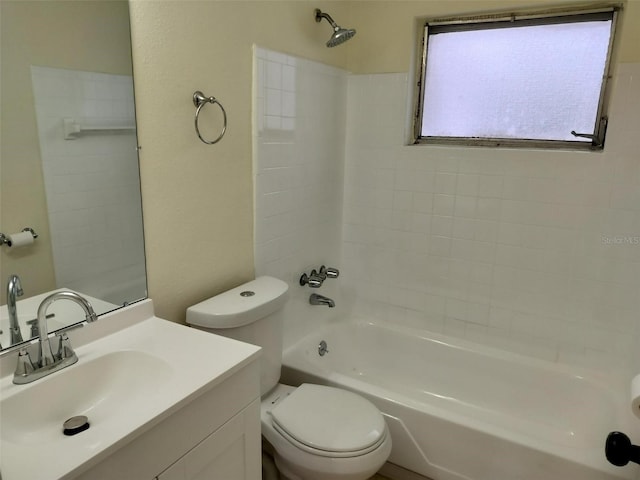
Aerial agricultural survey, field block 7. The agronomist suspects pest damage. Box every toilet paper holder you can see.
[0,227,38,247]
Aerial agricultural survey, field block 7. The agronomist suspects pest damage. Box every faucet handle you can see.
[14,349,35,378]
[56,333,76,361]
[313,268,327,281]
[319,265,339,279]
[300,273,323,288]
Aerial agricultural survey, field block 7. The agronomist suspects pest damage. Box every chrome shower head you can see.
[315,8,356,48]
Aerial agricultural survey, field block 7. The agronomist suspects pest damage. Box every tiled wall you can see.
[253,47,347,346]
[254,48,640,373]
[31,66,146,305]
[342,64,640,373]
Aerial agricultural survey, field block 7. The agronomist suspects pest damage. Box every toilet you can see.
[186,276,391,480]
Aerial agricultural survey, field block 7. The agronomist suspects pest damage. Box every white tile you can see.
[452,218,476,240]
[266,60,282,89]
[411,213,431,234]
[413,192,433,213]
[431,216,453,236]
[429,235,452,256]
[478,174,504,198]
[434,172,457,193]
[282,65,296,92]
[393,191,413,211]
[262,57,640,372]
[266,88,282,116]
[456,174,479,196]
[282,91,296,118]
[433,194,455,216]
[443,317,467,337]
[394,169,416,191]
[453,196,476,218]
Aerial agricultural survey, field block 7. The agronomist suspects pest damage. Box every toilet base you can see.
[262,450,280,480]
[272,451,385,480]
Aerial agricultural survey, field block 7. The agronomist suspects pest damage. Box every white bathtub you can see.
[281,318,638,480]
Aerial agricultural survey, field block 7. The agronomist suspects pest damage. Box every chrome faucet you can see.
[13,290,98,385]
[7,274,24,344]
[309,293,335,308]
[300,266,340,288]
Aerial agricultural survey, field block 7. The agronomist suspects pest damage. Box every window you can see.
[412,5,621,149]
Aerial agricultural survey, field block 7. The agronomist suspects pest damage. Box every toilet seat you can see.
[272,422,387,458]
[269,384,387,458]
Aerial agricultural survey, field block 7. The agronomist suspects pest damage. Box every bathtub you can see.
[280,317,638,480]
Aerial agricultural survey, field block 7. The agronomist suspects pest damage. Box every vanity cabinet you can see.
[156,402,258,480]
[72,361,261,480]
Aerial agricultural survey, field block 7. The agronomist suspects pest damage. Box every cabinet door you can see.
[157,400,260,480]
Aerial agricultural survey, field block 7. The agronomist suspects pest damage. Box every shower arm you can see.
[315,9,339,31]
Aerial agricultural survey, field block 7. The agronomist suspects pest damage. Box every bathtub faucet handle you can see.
[300,272,323,288]
[318,265,339,279]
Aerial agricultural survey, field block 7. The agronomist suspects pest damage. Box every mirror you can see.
[0,0,146,351]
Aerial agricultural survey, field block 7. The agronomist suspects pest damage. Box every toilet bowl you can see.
[186,276,391,480]
[261,384,391,480]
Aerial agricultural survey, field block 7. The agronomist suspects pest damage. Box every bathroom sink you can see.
[1,350,172,445]
[0,300,261,480]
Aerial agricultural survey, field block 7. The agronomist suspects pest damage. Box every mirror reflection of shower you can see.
[314,8,356,48]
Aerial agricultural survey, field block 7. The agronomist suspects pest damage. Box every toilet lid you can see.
[270,384,386,454]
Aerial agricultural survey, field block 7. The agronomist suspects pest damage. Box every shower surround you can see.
[342,65,640,374]
[255,47,640,376]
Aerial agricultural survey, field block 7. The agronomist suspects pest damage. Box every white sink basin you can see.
[1,350,172,445]
[0,300,261,480]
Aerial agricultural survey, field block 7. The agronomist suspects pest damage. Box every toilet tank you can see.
[186,276,289,395]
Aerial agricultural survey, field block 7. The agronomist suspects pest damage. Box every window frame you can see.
[411,4,622,150]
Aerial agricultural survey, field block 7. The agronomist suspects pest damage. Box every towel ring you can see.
[193,91,227,145]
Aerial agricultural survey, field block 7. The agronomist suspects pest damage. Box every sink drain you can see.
[63,415,90,436]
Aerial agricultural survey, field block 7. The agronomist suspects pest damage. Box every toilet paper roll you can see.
[8,231,34,248]
[631,374,640,419]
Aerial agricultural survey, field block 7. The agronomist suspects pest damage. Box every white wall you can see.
[253,45,640,374]
[31,66,146,306]
[342,64,640,374]
[253,47,347,347]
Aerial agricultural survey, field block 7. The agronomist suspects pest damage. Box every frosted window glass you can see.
[421,20,612,142]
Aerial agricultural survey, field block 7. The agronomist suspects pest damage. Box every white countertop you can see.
[0,299,261,480]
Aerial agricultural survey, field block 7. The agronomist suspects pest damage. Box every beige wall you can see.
[129,1,349,322]
[0,1,133,304]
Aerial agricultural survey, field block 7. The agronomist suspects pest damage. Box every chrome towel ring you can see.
[193,91,227,145]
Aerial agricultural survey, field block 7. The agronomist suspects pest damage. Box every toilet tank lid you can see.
[186,276,289,329]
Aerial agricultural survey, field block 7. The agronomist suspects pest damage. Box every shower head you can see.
[315,8,356,48]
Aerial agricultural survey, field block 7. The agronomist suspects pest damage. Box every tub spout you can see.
[309,293,335,308]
